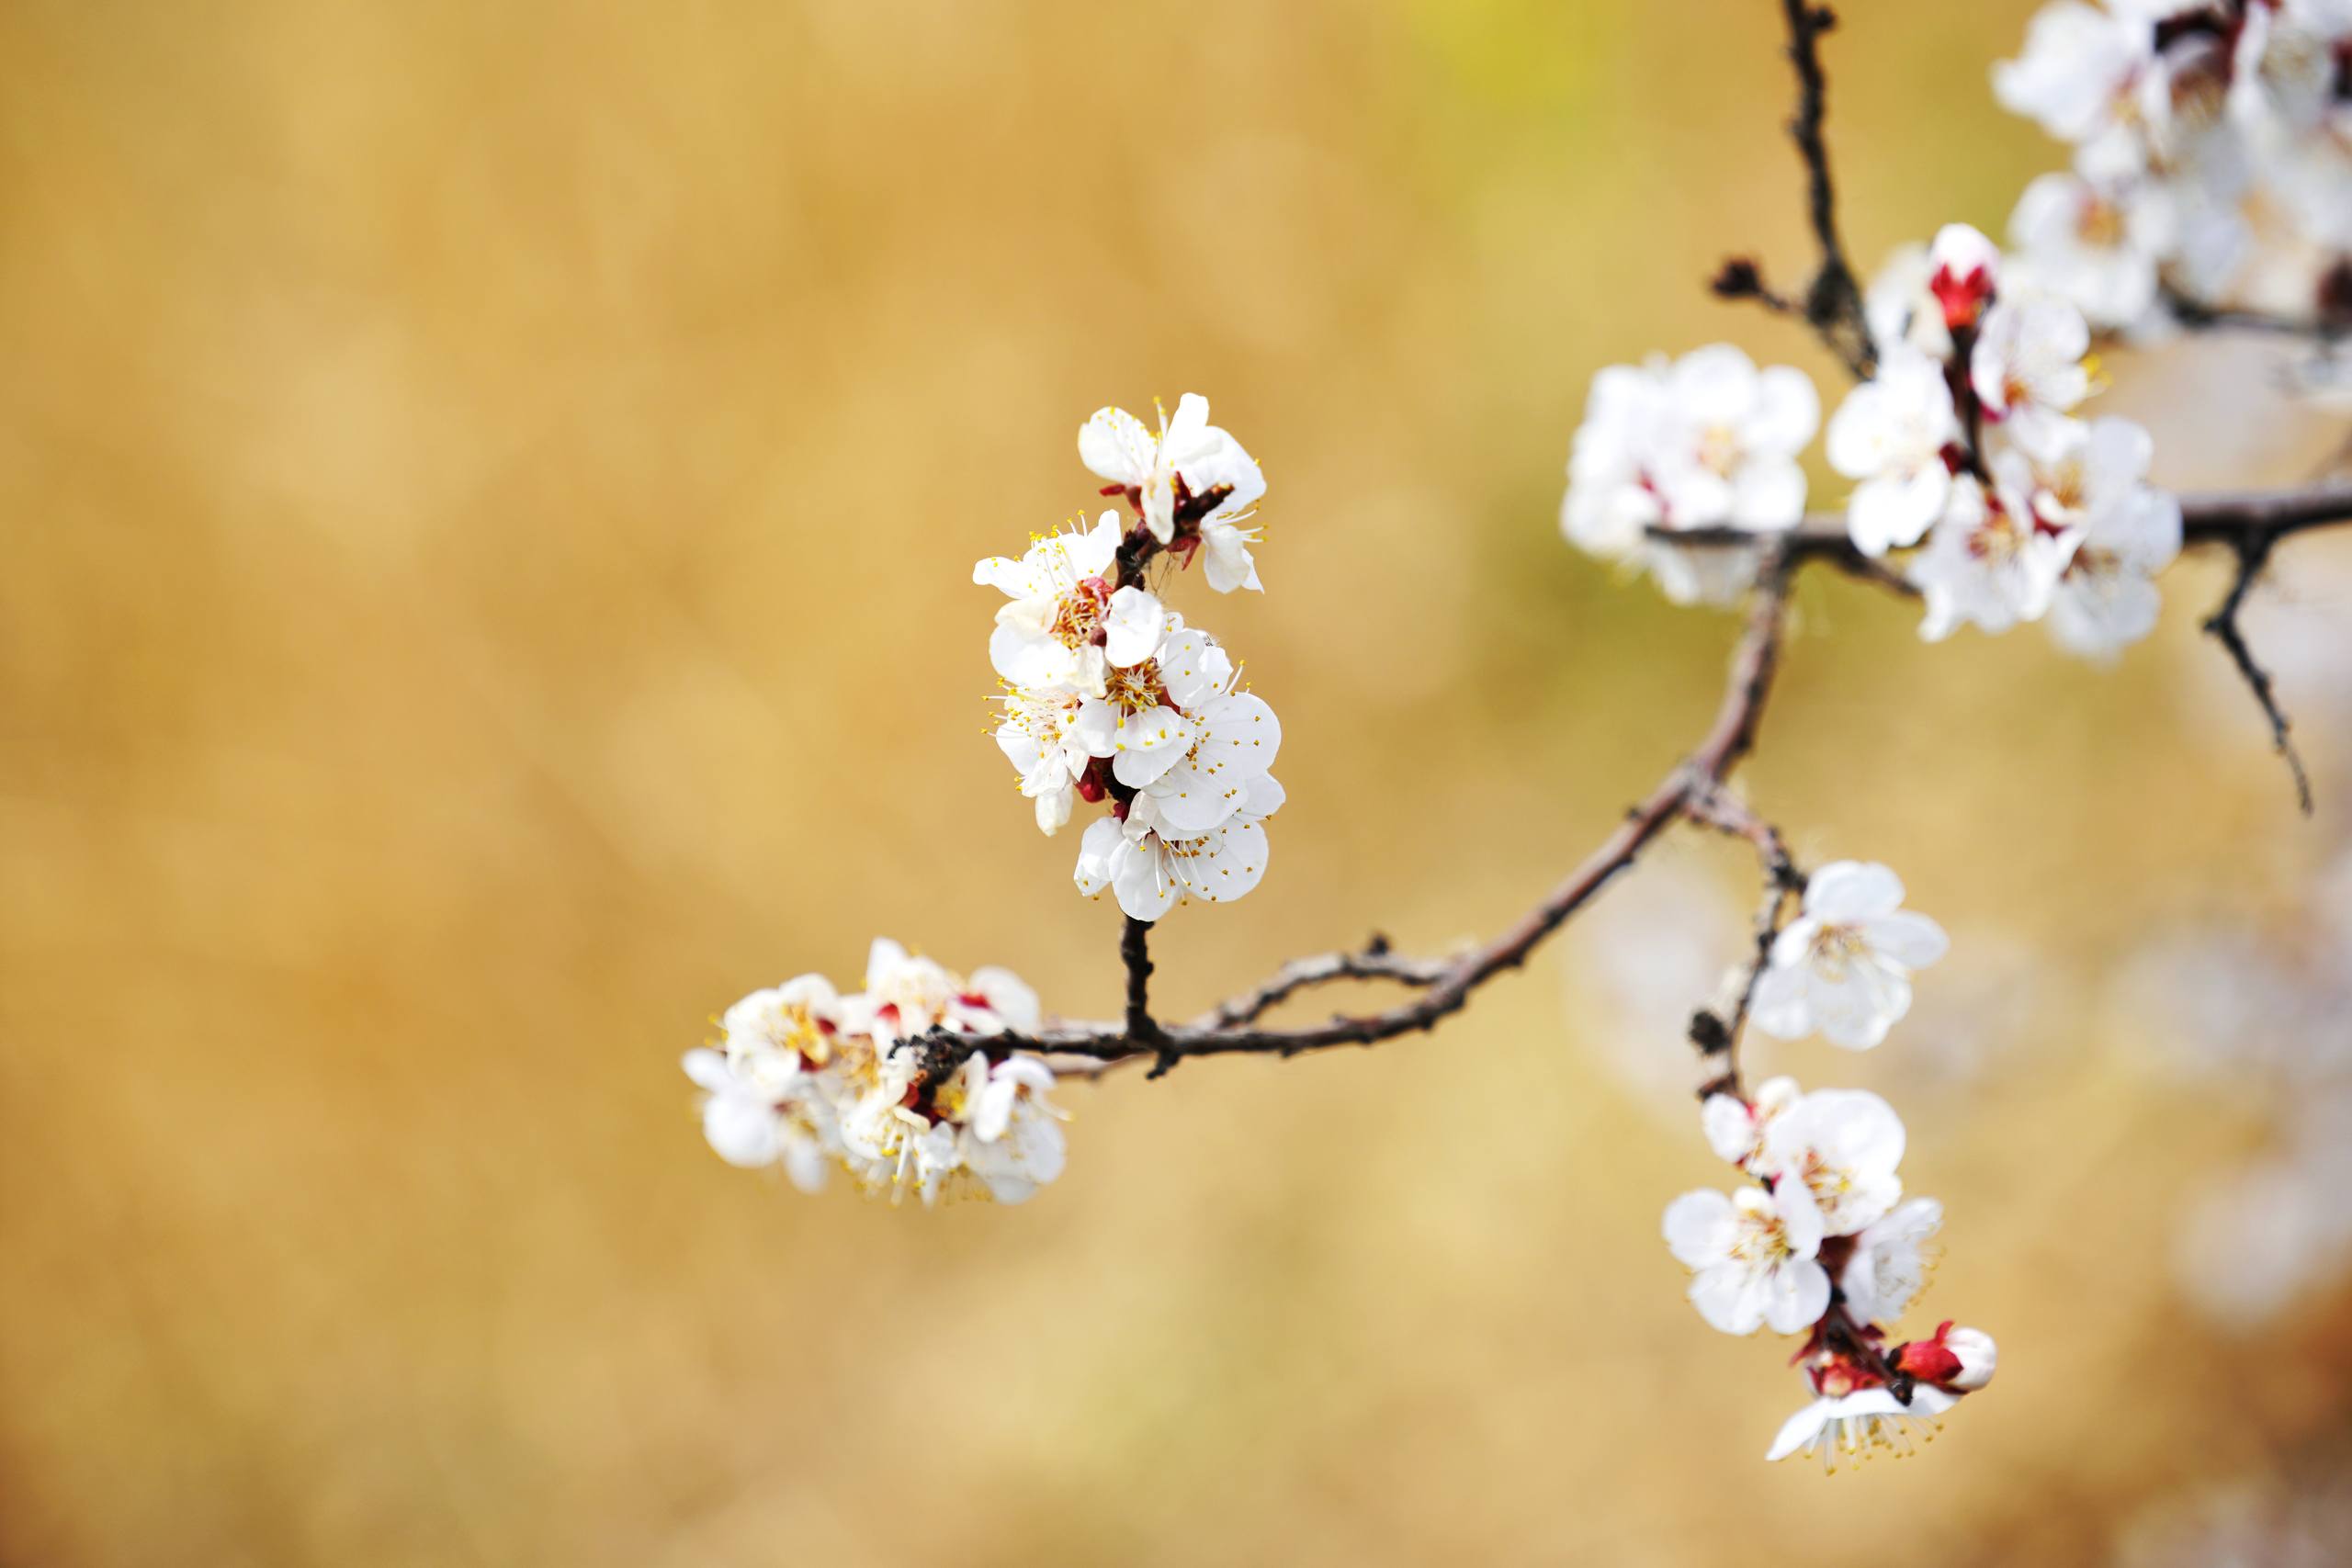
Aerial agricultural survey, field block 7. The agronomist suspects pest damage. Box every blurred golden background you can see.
[6,1,2352,1562]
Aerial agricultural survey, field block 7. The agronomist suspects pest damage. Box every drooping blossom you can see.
[1766,1384,1959,1470]
[1839,1197,1945,1323]
[1080,394,1267,589]
[684,942,1071,1208]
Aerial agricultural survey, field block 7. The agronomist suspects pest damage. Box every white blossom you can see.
[1909,472,2080,642]
[975,513,1167,696]
[2002,416,2184,659]
[1766,1385,1958,1470]
[1700,1076,1801,1168]
[1826,345,1962,557]
[1970,296,2095,457]
[2007,167,2175,329]
[1561,345,1818,604]
[1993,2,2156,162]
[1864,243,1954,361]
[1080,394,1266,587]
[1756,1087,1908,1238]
[995,682,1091,835]
[681,1045,837,1190]
[959,1055,1069,1204]
[1839,1197,1945,1323]
[1073,775,1283,921]
[1752,861,1950,1050]
[1662,1182,1831,1336]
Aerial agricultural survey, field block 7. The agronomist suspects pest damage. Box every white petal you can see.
[1078,406,1155,487]
[1859,909,1949,969]
[1663,1188,1737,1267]
[1102,587,1168,667]
[1806,861,1905,921]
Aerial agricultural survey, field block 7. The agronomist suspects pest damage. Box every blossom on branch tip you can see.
[684,943,1069,1207]
[1928,222,2003,331]
[1663,1183,1831,1336]
[1826,346,1962,557]
[1080,394,1266,587]
[1752,862,1950,1050]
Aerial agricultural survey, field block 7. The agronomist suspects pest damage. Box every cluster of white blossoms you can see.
[1848,224,2188,658]
[681,939,1069,1207]
[1559,231,2188,657]
[978,395,1285,921]
[1560,344,1821,605]
[1995,0,2352,333]
[1664,862,1996,1469]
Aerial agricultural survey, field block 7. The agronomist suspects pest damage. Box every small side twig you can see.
[2202,531,2314,816]
[1193,933,1453,1032]
[1719,1,1873,381]
[1682,784,1806,1101]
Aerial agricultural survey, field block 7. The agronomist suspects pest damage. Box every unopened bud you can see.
[1928,223,2000,331]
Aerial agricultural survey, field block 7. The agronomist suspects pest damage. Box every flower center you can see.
[1048,579,1112,651]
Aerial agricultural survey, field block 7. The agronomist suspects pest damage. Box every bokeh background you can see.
[6,1,2351,1562]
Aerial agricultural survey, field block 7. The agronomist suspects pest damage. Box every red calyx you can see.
[1931,265,1994,332]
[1891,1321,1964,1386]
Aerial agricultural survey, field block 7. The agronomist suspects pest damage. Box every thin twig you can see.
[1193,934,1453,1032]
[2202,531,2314,816]
[1720,2,1873,379]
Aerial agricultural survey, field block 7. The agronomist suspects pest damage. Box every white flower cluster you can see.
[1560,344,1820,605]
[1995,0,2352,333]
[1662,861,1996,1468]
[681,938,1069,1207]
[1556,235,2187,657]
[978,395,1286,921]
[1846,224,2187,658]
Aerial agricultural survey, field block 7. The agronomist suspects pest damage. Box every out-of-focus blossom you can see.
[1827,345,1962,556]
[1561,345,1818,604]
[1910,473,2080,642]
[1753,861,1951,1049]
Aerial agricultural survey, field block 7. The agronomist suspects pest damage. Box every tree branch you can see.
[2160,280,2350,343]
[1012,545,1799,1066]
